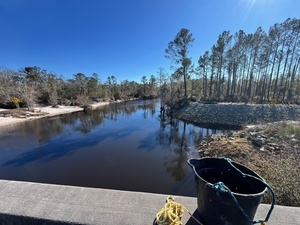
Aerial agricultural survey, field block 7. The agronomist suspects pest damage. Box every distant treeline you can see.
[0,67,158,109]
[1,18,299,109]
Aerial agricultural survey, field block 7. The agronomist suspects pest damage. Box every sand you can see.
[0,102,110,128]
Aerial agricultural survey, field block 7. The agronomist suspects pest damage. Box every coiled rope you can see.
[155,193,268,225]
[155,195,203,225]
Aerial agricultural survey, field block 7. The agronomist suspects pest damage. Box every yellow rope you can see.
[156,196,267,225]
[155,195,203,225]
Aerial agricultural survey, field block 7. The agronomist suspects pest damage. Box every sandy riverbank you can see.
[0,102,110,128]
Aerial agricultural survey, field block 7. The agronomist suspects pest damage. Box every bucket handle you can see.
[211,158,276,225]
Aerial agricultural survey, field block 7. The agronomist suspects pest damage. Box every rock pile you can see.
[174,103,300,127]
[197,122,299,159]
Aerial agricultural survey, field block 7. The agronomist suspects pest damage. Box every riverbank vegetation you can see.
[0,67,159,110]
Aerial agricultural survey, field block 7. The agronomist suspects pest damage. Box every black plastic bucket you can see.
[188,157,274,225]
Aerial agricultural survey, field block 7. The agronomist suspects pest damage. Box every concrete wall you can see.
[0,179,299,225]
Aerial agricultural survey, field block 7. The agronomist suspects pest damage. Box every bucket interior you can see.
[198,167,266,194]
[190,159,266,195]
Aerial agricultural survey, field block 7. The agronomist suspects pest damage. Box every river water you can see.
[0,100,219,197]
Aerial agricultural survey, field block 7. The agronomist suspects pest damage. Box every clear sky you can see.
[0,0,299,82]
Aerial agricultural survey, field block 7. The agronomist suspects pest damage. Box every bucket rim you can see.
[187,157,268,197]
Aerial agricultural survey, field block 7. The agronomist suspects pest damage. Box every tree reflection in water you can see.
[158,118,218,181]
[0,100,220,195]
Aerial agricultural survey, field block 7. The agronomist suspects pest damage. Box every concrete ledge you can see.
[0,179,299,224]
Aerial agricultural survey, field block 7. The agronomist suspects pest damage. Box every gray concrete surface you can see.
[0,179,299,225]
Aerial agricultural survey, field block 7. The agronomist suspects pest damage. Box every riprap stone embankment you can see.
[174,103,300,127]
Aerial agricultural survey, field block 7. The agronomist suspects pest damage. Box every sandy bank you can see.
[0,102,110,128]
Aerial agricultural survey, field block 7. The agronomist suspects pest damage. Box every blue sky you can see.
[0,0,299,82]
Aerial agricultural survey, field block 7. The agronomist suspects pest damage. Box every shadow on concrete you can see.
[153,210,206,225]
[0,213,82,225]
[185,210,206,225]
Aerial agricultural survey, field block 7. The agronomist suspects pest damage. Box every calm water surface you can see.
[0,100,219,197]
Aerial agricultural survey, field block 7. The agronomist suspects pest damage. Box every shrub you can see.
[75,95,90,107]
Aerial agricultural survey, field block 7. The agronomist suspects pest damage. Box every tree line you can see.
[0,17,299,110]
[164,18,300,107]
[0,66,158,109]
